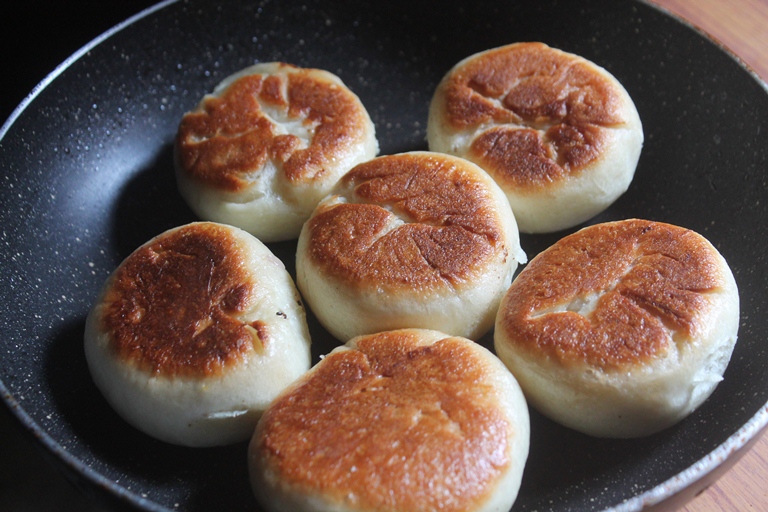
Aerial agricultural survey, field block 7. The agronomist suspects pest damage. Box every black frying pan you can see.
[1,1,767,511]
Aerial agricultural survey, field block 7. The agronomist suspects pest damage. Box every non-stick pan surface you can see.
[1,0,767,510]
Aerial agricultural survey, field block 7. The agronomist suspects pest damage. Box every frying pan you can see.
[1,0,767,510]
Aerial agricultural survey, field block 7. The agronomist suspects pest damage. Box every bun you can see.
[296,151,526,342]
[494,219,739,438]
[249,328,530,512]
[428,42,643,233]
[175,62,378,242]
[84,222,312,446]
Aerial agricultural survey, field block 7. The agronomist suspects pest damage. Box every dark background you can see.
[1,2,157,510]
[1,1,158,123]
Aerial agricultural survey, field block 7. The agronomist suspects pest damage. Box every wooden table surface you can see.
[647,2,768,511]
[652,0,768,82]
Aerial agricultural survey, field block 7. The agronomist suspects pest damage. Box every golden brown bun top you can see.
[255,329,513,511]
[438,42,631,191]
[101,223,265,377]
[304,152,509,291]
[497,219,726,371]
[176,63,371,192]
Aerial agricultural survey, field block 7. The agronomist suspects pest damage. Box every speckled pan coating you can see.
[0,0,767,511]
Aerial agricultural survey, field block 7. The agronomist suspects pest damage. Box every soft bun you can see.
[494,219,739,438]
[249,328,530,512]
[175,62,378,242]
[84,222,311,446]
[428,42,643,233]
[296,151,526,342]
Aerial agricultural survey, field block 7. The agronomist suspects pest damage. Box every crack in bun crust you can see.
[84,222,312,446]
[500,220,723,369]
[428,42,644,233]
[249,329,530,512]
[101,222,260,377]
[296,151,525,342]
[494,219,739,438]
[177,64,372,192]
[175,63,379,242]
[304,152,506,288]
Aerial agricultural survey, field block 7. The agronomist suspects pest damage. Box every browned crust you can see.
[101,223,264,377]
[304,152,508,291]
[439,42,629,192]
[497,220,724,370]
[254,330,512,511]
[176,63,370,192]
